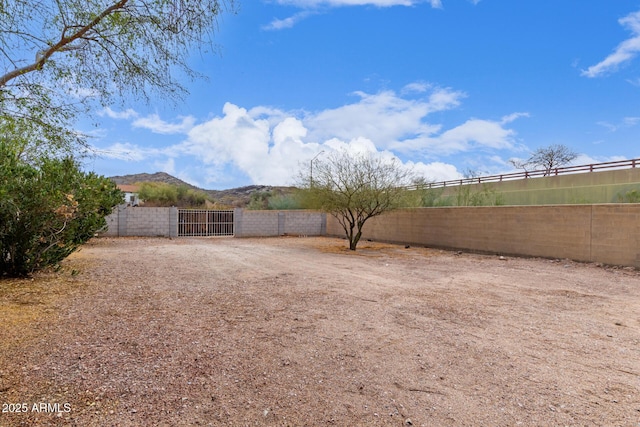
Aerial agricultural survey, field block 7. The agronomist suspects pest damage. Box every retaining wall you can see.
[326,204,640,267]
[435,167,640,205]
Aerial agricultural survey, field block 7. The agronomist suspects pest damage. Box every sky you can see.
[85,1,640,190]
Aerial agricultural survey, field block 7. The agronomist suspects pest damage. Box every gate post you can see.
[233,208,243,237]
[169,207,179,238]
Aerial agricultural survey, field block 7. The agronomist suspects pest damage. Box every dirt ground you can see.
[0,236,639,426]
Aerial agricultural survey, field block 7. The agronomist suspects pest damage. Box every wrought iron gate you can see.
[178,209,234,237]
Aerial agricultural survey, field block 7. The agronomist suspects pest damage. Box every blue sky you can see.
[86,1,640,189]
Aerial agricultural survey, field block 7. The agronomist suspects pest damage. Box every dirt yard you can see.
[0,236,639,426]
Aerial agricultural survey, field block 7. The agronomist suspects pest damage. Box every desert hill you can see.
[110,172,295,208]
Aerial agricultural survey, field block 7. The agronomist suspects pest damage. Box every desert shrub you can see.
[0,146,122,277]
[247,191,272,210]
[267,193,303,210]
[137,182,208,207]
[617,189,640,203]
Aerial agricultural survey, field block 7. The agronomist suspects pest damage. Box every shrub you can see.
[0,146,122,277]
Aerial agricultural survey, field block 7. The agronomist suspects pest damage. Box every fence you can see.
[406,158,640,190]
[102,208,325,239]
[178,209,234,237]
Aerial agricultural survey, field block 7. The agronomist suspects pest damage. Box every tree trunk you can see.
[350,229,362,251]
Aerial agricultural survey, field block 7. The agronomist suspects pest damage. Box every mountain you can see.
[110,172,295,208]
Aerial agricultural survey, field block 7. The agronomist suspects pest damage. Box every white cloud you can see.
[582,10,640,78]
[401,81,431,94]
[154,157,176,175]
[100,107,139,120]
[273,0,419,7]
[501,112,530,124]
[132,114,196,134]
[263,11,315,30]
[265,0,443,30]
[391,116,523,156]
[597,116,640,132]
[176,86,523,184]
[305,88,463,147]
[95,142,162,161]
[99,83,526,186]
[407,160,462,181]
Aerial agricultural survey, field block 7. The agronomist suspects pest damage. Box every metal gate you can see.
[178,209,234,237]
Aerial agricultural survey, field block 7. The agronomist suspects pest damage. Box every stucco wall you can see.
[326,205,640,267]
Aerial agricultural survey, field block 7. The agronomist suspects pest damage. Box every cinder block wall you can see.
[284,211,326,235]
[326,205,640,267]
[233,210,326,237]
[101,206,177,237]
[234,210,280,237]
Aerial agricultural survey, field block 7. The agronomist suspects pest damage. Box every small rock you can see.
[499,256,506,261]
[405,418,413,426]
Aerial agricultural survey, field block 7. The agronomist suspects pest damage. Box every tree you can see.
[510,144,578,176]
[0,143,123,277]
[300,151,413,251]
[0,0,233,158]
[0,0,232,276]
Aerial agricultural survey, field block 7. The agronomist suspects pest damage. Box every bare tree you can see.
[0,0,234,158]
[300,151,413,251]
[510,144,578,176]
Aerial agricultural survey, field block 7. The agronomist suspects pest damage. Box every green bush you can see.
[137,182,208,207]
[0,145,122,277]
[617,189,640,203]
[267,193,303,210]
[247,190,272,210]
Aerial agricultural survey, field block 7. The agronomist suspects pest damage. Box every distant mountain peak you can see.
[109,172,199,190]
[109,172,295,208]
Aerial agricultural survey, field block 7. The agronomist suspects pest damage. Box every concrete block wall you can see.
[233,209,326,237]
[326,205,640,268]
[591,204,640,266]
[233,209,280,237]
[101,206,178,237]
[283,211,326,236]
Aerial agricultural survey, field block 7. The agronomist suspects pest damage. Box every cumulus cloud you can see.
[390,116,522,156]
[97,83,526,186]
[173,86,523,184]
[582,10,640,78]
[305,88,463,147]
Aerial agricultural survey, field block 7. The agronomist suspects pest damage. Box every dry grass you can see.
[0,260,91,350]
[306,235,446,259]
